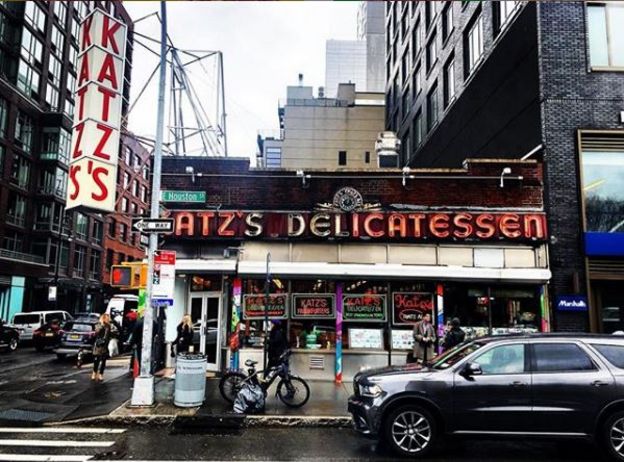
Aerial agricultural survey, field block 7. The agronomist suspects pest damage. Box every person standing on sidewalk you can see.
[413,313,436,364]
[92,313,112,382]
[173,314,194,356]
[443,317,466,351]
[267,320,288,370]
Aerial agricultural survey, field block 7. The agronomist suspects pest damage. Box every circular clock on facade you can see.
[333,187,364,212]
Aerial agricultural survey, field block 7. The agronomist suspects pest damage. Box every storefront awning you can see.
[175,259,237,273]
[237,261,551,283]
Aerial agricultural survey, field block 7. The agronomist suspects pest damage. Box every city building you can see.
[256,82,384,170]
[324,1,385,98]
[385,1,624,333]
[0,1,140,321]
[158,155,550,380]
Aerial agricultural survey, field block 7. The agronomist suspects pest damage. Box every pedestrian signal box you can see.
[111,265,132,287]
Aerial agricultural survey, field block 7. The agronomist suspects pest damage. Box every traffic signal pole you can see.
[131,0,167,407]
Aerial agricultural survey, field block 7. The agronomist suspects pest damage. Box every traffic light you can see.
[111,266,132,287]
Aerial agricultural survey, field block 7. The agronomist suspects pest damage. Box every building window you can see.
[48,55,62,85]
[427,82,438,131]
[0,145,4,176]
[64,97,74,118]
[108,218,116,237]
[338,151,347,166]
[89,250,101,279]
[54,168,67,198]
[45,85,59,111]
[122,197,128,212]
[587,2,624,69]
[442,2,454,42]
[465,12,484,76]
[59,242,69,272]
[413,109,423,147]
[68,44,78,70]
[7,191,27,227]
[10,155,30,188]
[73,245,86,277]
[20,28,43,67]
[494,1,520,34]
[123,172,130,188]
[413,62,422,98]
[24,2,47,34]
[426,31,437,72]
[265,147,282,168]
[75,213,88,240]
[70,17,80,44]
[17,59,40,99]
[0,97,7,138]
[580,133,624,234]
[106,249,114,268]
[140,186,147,203]
[51,25,65,57]
[66,72,76,94]
[364,151,370,164]
[54,1,68,28]
[443,55,455,107]
[2,231,24,253]
[120,223,128,242]
[92,220,103,245]
[35,203,51,230]
[14,112,33,153]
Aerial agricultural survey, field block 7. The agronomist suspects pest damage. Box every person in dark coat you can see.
[443,317,466,351]
[92,313,112,382]
[267,320,288,370]
[173,314,194,356]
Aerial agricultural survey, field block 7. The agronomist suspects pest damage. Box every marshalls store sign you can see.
[66,9,126,212]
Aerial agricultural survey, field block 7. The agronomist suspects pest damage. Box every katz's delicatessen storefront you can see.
[160,157,551,382]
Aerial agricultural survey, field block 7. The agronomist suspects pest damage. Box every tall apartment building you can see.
[0,1,145,321]
[386,1,624,333]
[324,1,386,98]
[256,82,384,170]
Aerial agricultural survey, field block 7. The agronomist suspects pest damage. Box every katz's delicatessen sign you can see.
[66,9,127,212]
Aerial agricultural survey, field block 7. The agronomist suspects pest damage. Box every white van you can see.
[105,294,139,325]
[12,311,73,341]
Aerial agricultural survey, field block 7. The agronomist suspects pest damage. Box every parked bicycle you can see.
[219,350,310,408]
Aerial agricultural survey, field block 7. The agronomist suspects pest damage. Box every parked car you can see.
[0,319,19,353]
[33,320,64,352]
[349,334,624,460]
[54,319,97,360]
[12,311,72,341]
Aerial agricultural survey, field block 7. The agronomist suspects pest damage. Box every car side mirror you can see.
[462,362,483,377]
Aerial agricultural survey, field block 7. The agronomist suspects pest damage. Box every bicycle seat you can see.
[245,359,258,367]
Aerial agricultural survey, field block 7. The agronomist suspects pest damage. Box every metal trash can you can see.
[174,353,207,407]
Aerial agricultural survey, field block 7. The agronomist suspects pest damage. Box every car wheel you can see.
[8,337,18,353]
[605,411,624,461]
[384,405,437,458]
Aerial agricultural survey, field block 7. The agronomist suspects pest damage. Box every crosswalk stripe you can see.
[0,428,125,434]
[0,456,93,461]
[0,439,114,448]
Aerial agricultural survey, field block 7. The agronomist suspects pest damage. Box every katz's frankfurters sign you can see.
[66,9,126,212]
[172,210,547,242]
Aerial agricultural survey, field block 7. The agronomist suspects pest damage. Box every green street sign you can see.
[161,190,206,203]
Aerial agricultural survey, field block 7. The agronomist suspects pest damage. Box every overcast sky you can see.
[123,1,360,161]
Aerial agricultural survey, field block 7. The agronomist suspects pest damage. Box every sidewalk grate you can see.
[0,409,54,422]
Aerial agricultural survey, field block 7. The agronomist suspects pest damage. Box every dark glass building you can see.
[386,1,624,332]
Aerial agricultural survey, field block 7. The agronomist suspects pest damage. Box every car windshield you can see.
[428,341,485,370]
[64,322,93,332]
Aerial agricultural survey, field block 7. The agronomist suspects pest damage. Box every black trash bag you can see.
[233,382,266,414]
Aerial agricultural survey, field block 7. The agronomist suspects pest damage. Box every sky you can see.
[123,1,360,161]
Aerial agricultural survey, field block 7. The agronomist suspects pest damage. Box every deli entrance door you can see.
[188,292,221,371]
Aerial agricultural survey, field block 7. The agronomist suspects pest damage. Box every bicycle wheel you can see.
[219,372,247,404]
[277,376,310,408]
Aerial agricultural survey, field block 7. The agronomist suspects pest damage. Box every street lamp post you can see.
[263,252,271,372]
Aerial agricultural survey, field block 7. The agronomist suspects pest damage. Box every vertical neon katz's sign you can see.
[66,9,127,212]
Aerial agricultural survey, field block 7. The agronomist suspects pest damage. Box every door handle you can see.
[591,380,610,387]
[510,381,528,387]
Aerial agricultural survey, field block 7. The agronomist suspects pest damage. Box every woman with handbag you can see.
[413,313,436,364]
[173,315,194,356]
[92,313,112,382]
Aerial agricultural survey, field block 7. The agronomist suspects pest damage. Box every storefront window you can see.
[190,275,222,292]
[289,279,336,350]
[343,281,388,350]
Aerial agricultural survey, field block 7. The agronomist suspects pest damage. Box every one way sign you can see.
[131,218,174,234]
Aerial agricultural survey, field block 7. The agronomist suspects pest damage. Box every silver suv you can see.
[348,334,624,460]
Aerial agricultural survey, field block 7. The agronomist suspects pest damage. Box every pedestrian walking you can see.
[267,320,288,370]
[173,314,194,356]
[413,313,436,364]
[443,317,466,351]
[92,313,112,382]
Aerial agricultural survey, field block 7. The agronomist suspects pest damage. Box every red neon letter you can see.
[93,124,113,161]
[102,16,122,54]
[97,54,118,90]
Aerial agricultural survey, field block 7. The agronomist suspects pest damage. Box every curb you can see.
[50,413,351,429]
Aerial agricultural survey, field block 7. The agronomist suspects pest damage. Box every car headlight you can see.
[359,383,383,398]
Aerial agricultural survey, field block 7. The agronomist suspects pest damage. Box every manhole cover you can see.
[0,409,54,422]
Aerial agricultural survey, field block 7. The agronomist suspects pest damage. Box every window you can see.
[20,28,43,66]
[89,250,101,279]
[426,32,437,72]
[108,218,116,237]
[532,343,596,372]
[53,0,68,28]
[426,82,438,131]
[140,186,147,203]
[69,45,78,70]
[120,223,128,242]
[442,2,454,42]
[51,25,65,56]
[45,84,59,111]
[0,97,7,138]
[265,147,282,168]
[59,242,69,272]
[133,153,141,168]
[66,72,76,94]
[24,2,47,34]
[413,109,424,147]
[123,172,130,188]
[73,245,86,276]
[35,203,51,230]
[54,168,67,197]
[413,62,422,98]
[106,249,114,268]
[0,145,4,176]
[17,59,40,98]
[10,155,30,188]
[473,344,526,375]
[70,17,80,43]
[443,56,455,107]
[465,13,484,75]
[64,97,74,118]
[132,179,139,196]
[2,231,24,252]
[15,112,33,153]
[7,192,27,227]
[131,202,137,214]
[495,1,520,34]
[75,213,88,240]
[142,165,149,180]
[48,55,62,85]
[592,344,624,369]
[587,2,624,68]
[338,151,347,166]
[122,197,128,212]
[364,151,370,164]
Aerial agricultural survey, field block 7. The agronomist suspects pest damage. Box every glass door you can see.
[188,292,221,371]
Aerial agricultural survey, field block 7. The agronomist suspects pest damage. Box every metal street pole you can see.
[131,0,167,407]
[263,252,271,372]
